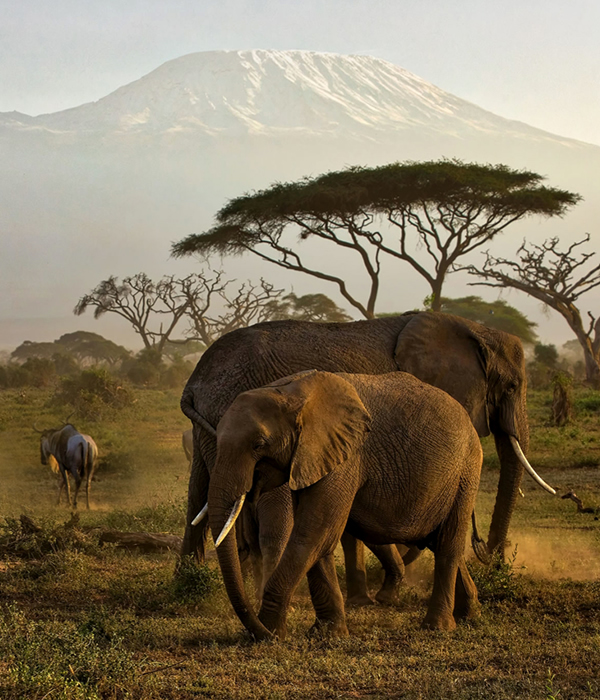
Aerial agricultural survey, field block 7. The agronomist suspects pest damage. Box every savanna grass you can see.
[0,384,599,698]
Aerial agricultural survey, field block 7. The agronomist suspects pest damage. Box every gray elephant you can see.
[208,370,483,639]
[182,312,554,604]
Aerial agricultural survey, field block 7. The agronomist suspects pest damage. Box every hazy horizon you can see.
[2,3,599,353]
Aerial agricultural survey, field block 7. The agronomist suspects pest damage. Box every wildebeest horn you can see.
[191,503,208,526]
[214,495,246,548]
[509,436,556,495]
[32,422,45,433]
[63,411,76,425]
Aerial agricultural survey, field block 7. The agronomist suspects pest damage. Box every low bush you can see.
[0,358,57,389]
[172,556,221,600]
[0,514,97,560]
[468,547,521,603]
[53,368,134,420]
[575,390,600,413]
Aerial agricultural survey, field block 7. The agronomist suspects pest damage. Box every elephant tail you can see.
[180,388,217,437]
[471,511,492,565]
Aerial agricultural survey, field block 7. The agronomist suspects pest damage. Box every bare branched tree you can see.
[181,275,285,346]
[74,274,192,355]
[75,271,288,355]
[461,234,600,386]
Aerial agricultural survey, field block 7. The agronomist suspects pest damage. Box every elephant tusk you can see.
[214,494,246,548]
[509,436,556,495]
[191,503,208,526]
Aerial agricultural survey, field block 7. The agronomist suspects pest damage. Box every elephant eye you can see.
[253,437,268,451]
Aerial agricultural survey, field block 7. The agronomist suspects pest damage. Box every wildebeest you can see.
[37,423,99,509]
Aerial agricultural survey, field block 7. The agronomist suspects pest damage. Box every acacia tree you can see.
[75,273,194,356]
[172,160,580,316]
[11,331,130,368]
[462,234,600,386]
[75,271,290,355]
[181,273,286,347]
[264,292,352,323]
[437,296,538,344]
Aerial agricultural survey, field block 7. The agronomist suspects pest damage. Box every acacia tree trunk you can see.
[566,310,600,388]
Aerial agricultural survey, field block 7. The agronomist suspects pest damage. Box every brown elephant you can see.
[182,312,554,604]
[208,370,483,639]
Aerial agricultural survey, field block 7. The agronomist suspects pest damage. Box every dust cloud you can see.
[509,529,600,580]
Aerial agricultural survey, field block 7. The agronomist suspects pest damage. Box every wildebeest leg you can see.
[86,472,92,510]
[61,468,72,508]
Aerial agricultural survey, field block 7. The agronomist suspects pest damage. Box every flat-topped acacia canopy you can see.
[173,160,580,316]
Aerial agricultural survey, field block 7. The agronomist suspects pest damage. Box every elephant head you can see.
[207,370,371,638]
[393,312,554,553]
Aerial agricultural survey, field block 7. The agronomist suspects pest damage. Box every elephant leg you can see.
[256,485,294,603]
[453,559,480,621]
[259,547,313,639]
[238,505,263,605]
[341,532,374,606]
[399,544,423,567]
[181,448,210,562]
[260,484,352,639]
[250,552,263,603]
[369,543,406,606]
[422,498,475,630]
[421,550,459,631]
[307,553,348,638]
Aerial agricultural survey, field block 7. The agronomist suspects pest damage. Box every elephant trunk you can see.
[487,430,525,555]
[208,475,272,641]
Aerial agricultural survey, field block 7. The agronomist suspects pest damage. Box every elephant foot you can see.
[308,618,349,639]
[453,598,481,621]
[375,583,403,606]
[258,611,287,641]
[250,627,276,643]
[421,613,456,631]
[346,593,375,607]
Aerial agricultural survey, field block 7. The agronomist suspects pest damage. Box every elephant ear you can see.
[275,372,371,491]
[393,312,491,437]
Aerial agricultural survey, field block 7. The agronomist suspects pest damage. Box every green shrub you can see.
[0,361,54,389]
[172,556,221,600]
[468,547,521,603]
[125,359,162,387]
[53,368,133,420]
[575,391,600,413]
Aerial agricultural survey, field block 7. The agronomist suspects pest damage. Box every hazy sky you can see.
[2,0,599,145]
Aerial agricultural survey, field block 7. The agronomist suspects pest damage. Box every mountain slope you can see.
[0,50,587,147]
[0,50,598,347]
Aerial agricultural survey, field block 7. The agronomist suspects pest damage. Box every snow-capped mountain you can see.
[0,50,582,146]
[0,50,598,348]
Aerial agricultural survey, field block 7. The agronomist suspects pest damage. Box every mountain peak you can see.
[0,50,579,149]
